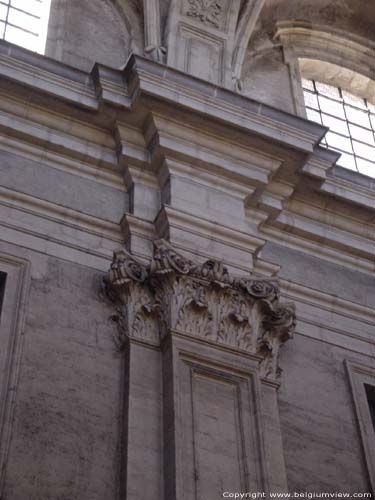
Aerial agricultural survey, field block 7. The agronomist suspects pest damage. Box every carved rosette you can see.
[105,240,295,379]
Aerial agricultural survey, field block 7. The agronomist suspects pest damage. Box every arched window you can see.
[302,78,375,178]
[0,0,52,54]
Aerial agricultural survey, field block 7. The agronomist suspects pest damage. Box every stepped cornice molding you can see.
[260,225,375,275]
[154,205,266,273]
[280,280,375,327]
[274,210,375,261]
[104,239,295,380]
[0,40,373,274]
[0,46,97,109]
[0,134,124,190]
[320,177,375,211]
[0,186,124,270]
[0,41,327,153]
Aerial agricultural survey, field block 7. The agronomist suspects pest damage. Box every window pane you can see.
[0,0,51,54]
[318,95,346,119]
[315,81,341,100]
[306,108,322,124]
[303,78,375,177]
[345,106,371,128]
[0,4,8,21]
[7,8,40,35]
[352,141,375,160]
[356,158,375,176]
[326,131,353,153]
[322,114,349,136]
[349,124,375,145]
[337,152,357,171]
[11,0,42,16]
[302,79,315,91]
[304,91,319,110]
[342,90,367,109]
[4,24,39,51]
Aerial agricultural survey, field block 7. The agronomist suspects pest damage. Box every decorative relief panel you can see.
[183,0,227,30]
[104,239,295,379]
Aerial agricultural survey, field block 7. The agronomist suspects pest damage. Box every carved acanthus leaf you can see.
[218,292,253,351]
[105,249,148,300]
[258,303,296,379]
[151,239,195,276]
[104,249,159,348]
[151,240,279,301]
[240,279,279,303]
[175,280,213,339]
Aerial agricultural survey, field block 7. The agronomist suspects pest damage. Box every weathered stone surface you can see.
[2,255,123,500]
[279,335,371,492]
[0,1,374,497]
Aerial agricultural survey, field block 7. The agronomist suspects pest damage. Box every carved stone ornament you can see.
[103,249,159,349]
[144,44,167,63]
[104,240,296,379]
[184,0,225,29]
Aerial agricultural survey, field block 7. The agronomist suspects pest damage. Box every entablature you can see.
[0,40,373,276]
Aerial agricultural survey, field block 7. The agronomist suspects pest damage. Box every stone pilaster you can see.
[105,240,295,497]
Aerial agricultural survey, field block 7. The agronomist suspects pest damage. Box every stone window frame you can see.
[346,360,375,494]
[0,253,30,494]
[0,271,6,318]
[275,22,375,114]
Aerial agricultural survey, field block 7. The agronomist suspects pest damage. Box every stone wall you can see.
[1,245,122,500]
[0,1,374,497]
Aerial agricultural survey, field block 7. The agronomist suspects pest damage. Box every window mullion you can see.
[340,86,359,172]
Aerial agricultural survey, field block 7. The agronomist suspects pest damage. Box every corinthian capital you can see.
[258,303,296,379]
[104,240,296,380]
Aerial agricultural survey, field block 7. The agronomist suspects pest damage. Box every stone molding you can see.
[0,44,373,273]
[104,239,295,380]
[275,22,375,119]
[0,253,30,495]
[346,360,375,494]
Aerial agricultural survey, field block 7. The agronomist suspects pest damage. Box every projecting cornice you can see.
[0,40,326,151]
[0,40,373,274]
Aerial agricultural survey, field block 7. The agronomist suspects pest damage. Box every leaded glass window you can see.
[0,0,51,54]
[302,79,375,178]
